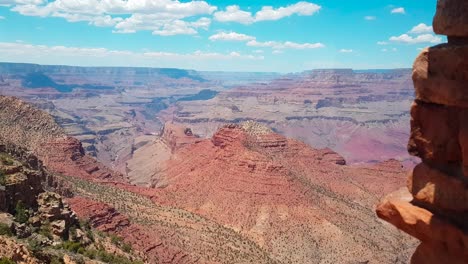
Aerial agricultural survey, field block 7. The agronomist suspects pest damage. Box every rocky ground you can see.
[0,145,144,264]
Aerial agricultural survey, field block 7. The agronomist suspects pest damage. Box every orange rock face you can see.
[413,45,468,108]
[0,96,122,181]
[150,123,414,263]
[408,163,468,212]
[408,100,461,164]
[433,0,468,37]
[378,1,468,263]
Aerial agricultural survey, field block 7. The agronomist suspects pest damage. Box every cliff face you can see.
[0,96,122,181]
[376,1,468,263]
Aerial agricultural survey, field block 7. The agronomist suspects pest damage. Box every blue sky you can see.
[0,0,442,72]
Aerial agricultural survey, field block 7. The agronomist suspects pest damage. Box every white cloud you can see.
[209,32,255,42]
[0,0,44,5]
[339,49,353,53]
[364,16,376,20]
[377,41,388,45]
[213,1,321,24]
[0,41,263,70]
[391,7,405,14]
[389,33,442,44]
[409,23,433,34]
[272,50,283,54]
[0,16,4,19]
[213,5,254,24]
[255,2,321,22]
[381,48,397,52]
[208,31,324,50]
[8,0,217,35]
[247,39,324,50]
[252,49,264,54]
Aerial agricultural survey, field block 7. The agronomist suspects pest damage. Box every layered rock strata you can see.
[377,1,468,263]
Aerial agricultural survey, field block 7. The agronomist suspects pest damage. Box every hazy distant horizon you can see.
[0,61,412,74]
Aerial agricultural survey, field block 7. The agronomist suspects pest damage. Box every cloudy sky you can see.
[0,0,442,72]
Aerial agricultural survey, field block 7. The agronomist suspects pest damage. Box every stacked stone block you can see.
[376,0,468,263]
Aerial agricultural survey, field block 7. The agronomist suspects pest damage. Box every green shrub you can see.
[39,223,53,239]
[110,234,123,245]
[50,256,63,264]
[62,241,84,253]
[28,239,42,255]
[121,243,132,253]
[0,257,15,264]
[0,223,12,236]
[14,201,29,224]
[84,249,96,259]
[0,170,6,186]
[96,250,142,264]
[0,155,14,166]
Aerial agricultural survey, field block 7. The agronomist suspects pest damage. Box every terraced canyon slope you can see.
[0,96,416,263]
[165,69,415,165]
[0,63,414,177]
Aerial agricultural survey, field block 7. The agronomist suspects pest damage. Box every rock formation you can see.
[0,96,122,181]
[376,1,468,263]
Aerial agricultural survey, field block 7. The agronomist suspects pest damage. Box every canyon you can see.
[0,95,417,263]
[0,63,415,179]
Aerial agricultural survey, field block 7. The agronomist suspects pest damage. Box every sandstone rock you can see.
[51,220,66,238]
[413,45,468,107]
[0,236,40,264]
[408,100,461,164]
[408,163,468,211]
[458,110,468,176]
[13,223,31,238]
[411,241,468,264]
[0,213,14,228]
[376,193,468,256]
[433,0,468,37]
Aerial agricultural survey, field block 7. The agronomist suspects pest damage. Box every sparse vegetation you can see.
[61,241,85,254]
[0,257,15,264]
[0,154,14,166]
[14,200,29,224]
[0,223,13,236]
[0,170,6,185]
[38,221,53,239]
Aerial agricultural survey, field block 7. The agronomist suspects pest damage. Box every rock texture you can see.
[433,0,468,37]
[0,236,41,264]
[149,122,415,263]
[0,96,122,181]
[377,1,468,263]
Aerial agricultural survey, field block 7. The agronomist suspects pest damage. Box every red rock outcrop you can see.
[0,96,122,181]
[161,122,202,152]
[377,1,468,263]
[67,197,197,264]
[151,122,415,263]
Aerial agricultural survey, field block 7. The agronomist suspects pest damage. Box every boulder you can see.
[408,163,468,211]
[376,194,468,255]
[413,45,468,108]
[408,100,461,164]
[51,220,66,238]
[13,223,31,239]
[433,0,468,37]
[411,242,468,264]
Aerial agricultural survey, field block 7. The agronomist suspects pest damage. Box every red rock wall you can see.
[377,1,468,263]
